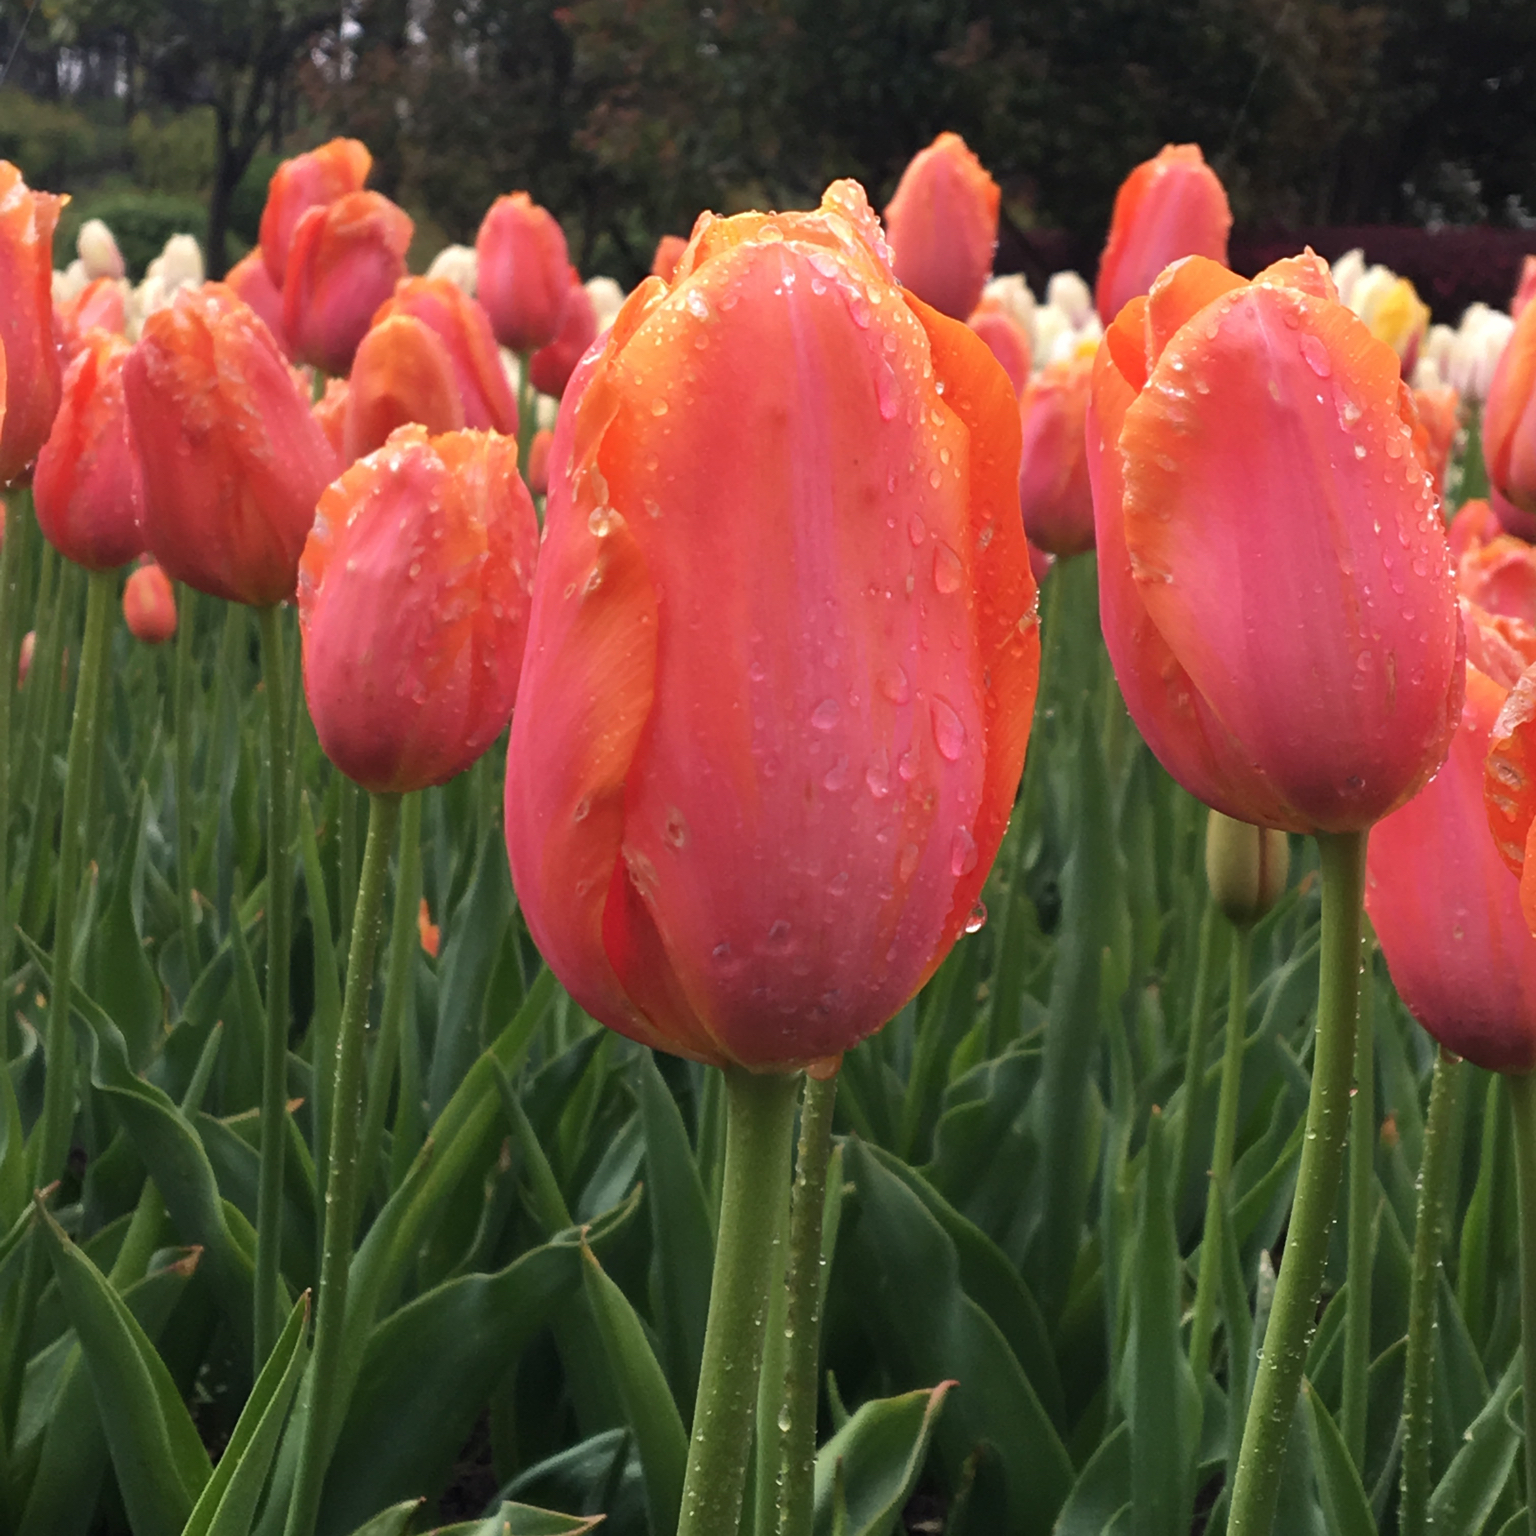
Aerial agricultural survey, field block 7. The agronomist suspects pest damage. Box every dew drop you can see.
[933,543,963,594]
[950,825,978,877]
[898,842,920,880]
[811,697,841,731]
[823,754,850,791]
[878,663,910,704]
[964,901,988,934]
[931,697,966,760]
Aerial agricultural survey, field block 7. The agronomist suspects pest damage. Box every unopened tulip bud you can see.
[505,177,1039,1069]
[126,283,339,605]
[371,277,518,434]
[299,425,540,791]
[475,192,571,353]
[1205,810,1289,928]
[259,137,372,287]
[1095,145,1231,324]
[123,561,177,643]
[1090,250,1461,831]
[77,218,124,281]
[884,132,999,320]
[34,330,144,570]
[1018,355,1095,555]
[283,192,414,376]
[344,314,465,462]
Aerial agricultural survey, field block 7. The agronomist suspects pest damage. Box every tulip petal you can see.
[1088,320,1300,827]
[909,294,1040,977]
[1122,282,1462,829]
[1143,255,1244,370]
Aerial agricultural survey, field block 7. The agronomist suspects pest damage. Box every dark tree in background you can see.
[3,0,1534,291]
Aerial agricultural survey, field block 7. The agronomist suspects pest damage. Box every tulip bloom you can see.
[1018,354,1095,556]
[33,331,144,570]
[371,277,518,434]
[1088,252,1462,831]
[1369,603,1536,1071]
[504,179,1039,1069]
[259,137,372,286]
[529,272,597,398]
[1484,297,1536,517]
[226,250,291,356]
[0,161,65,486]
[475,193,571,353]
[344,314,465,462]
[283,191,414,376]
[883,133,999,322]
[1094,145,1231,326]
[123,561,177,644]
[125,284,339,606]
[298,425,539,792]
[967,297,1032,395]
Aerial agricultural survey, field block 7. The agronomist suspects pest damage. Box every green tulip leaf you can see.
[811,1382,952,1536]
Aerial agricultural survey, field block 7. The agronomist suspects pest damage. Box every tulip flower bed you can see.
[5,127,1536,1536]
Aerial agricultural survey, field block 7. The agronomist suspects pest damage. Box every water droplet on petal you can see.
[931,697,966,760]
[950,825,978,876]
[811,697,841,730]
[933,543,963,594]
[964,901,988,934]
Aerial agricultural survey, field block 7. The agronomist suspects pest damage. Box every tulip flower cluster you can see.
[11,118,1536,1536]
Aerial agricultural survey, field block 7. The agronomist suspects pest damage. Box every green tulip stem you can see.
[1228,828,1367,1536]
[1504,1068,1536,1536]
[31,567,114,1189]
[678,1066,801,1536]
[775,1065,840,1536]
[356,788,421,1230]
[1341,924,1377,1469]
[1188,919,1253,1392]
[255,602,293,1370]
[1401,1046,1465,1536]
[173,583,199,976]
[284,788,401,1536]
[517,351,537,493]
[0,490,24,1017]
